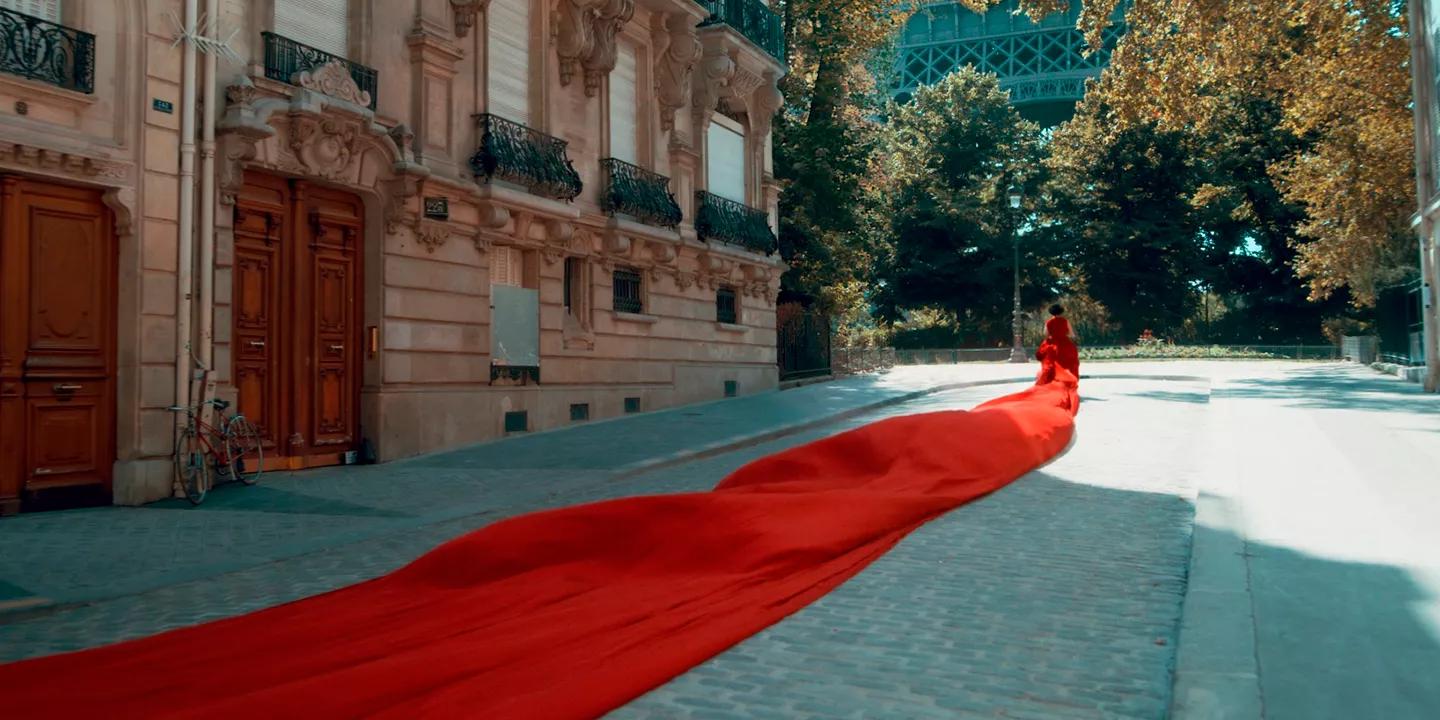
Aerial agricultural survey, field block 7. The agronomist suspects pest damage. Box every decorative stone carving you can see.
[288,114,361,180]
[475,201,512,230]
[747,70,785,138]
[474,234,492,254]
[451,0,488,37]
[652,13,701,132]
[293,60,373,108]
[692,43,735,131]
[388,124,417,164]
[556,0,635,97]
[415,222,451,253]
[727,67,764,109]
[384,174,423,233]
[674,270,696,291]
[0,143,135,183]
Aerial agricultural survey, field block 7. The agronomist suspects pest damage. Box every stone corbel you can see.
[652,13,701,132]
[692,43,735,133]
[674,270,696,291]
[451,0,489,38]
[383,173,424,233]
[696,251,733,290]
[725,67,764,116]
[582,0,635,96]
[475,200,512,231]
[747,70,784,139]
[556,0,635,97]
[541,219,576,264]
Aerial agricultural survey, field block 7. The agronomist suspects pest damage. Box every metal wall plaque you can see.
[152,99,174,114]
[423,196,449,220]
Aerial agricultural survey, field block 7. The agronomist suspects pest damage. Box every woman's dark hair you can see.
[1048,304,1065,317]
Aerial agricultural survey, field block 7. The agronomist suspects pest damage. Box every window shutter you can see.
[706,119,746,204]
[492,246,522,287]
[274,0,349,57]
[0,0,60,21]
[488,0,531,125]
[608,39,638,165]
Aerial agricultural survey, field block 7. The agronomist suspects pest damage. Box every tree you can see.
[1045,105,1205,338]
[976,0,1416,305]
[773,0,917,306]
[873,68,1055,345]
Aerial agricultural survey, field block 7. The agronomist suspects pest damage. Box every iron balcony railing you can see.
[0,6,94,93]
[601,158,682,228]
[471,113,583,201]
[700,0,785,64]
[695,191,777,255]
[262,31,378,110]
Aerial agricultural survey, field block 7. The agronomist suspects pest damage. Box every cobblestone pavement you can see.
[11,361,1424,720]
[612,376,1208,720]
[0,366,1032,613]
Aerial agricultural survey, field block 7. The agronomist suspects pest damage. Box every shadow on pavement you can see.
[1216,365,1440,415]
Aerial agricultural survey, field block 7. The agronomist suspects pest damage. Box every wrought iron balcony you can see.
[262,31,378,110]
[471,113,583,202]
[699,0,785,64]
[601,159,682,229]
[0,6,94,94]
[695,191,776,255]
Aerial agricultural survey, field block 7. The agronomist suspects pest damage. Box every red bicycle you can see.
[170,398,264,505]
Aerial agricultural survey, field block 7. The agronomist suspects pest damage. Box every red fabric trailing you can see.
[0,368,1079,719]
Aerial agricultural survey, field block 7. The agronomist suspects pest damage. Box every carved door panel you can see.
[306,208,359,451]
[232,175,362,468]
[0,178,116,510]
[232,201,284,452]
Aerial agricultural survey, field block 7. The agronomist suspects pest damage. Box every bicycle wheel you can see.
[226,415,264,485]
[174,425,211,505]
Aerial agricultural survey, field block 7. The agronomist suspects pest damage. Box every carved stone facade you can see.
[0,0,786,511]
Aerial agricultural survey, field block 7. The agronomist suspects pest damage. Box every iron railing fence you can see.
[699,0,784,63]
[601,158,682,228]
[0,6,94,93]
[262,31,377,109]
[695,190,777,255]
[471,113,583,201]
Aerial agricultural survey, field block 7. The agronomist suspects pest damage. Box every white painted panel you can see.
[0,0,59,21]
[274,0,349,56]
[488,0,530,125]
[609,39,638,164]
[707,121,746,203]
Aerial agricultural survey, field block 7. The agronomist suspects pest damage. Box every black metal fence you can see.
[601,158,682,228]
[1376,280,1424,366]
[262,31,377,109]
[471,113,583,201]
[0,6,94,94]
[778,302,832,381]
[695,191,777,255]
[699,0,785,63]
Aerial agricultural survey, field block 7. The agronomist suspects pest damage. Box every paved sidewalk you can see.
[0,364,1040,630]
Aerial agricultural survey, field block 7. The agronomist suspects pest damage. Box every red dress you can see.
[1036,316,1080,383]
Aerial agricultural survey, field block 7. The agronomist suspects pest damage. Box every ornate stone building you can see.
[0,0,786,512]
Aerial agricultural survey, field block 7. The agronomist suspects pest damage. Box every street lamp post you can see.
[1007,184,1027,363]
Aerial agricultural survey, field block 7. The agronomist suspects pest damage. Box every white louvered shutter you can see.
[706,118,746,204]
[488,0,531,125]
[274,0,349,57]
[608,40,638,165]
[0,0,60,21]
[492,247,522,287]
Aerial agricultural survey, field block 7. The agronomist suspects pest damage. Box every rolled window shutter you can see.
[274,0,349,57]
[0,1,60,21]
[488,0,530,125]
[608,40,638,164]
[706,120,746,204]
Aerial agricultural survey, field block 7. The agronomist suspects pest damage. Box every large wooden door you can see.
[233,174,362,469]
[0,177,117,513]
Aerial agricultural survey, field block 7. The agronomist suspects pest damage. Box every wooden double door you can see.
[0,178,117,514]
[233,174,363,469]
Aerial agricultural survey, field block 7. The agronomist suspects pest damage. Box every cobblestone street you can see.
[3,362,1439,718]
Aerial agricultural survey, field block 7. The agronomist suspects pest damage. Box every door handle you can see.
[329,344,344,352]
[248,340,266,348]
[53,384,81,394]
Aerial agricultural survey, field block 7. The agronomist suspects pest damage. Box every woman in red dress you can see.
[1036,304,1080,383]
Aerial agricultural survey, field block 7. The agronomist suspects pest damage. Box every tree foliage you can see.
[873,69,1056,345]
[978,0,1417,305]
